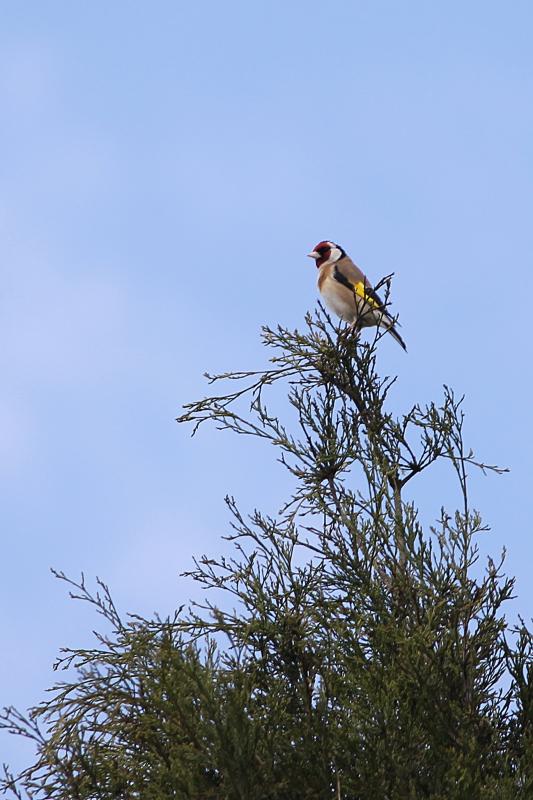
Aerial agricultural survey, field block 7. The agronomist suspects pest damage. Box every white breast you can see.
[318,273,357,323]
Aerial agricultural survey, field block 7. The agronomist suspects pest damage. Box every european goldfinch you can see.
[308,240,407,351]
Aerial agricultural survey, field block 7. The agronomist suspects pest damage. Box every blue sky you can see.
[2,1,532,770]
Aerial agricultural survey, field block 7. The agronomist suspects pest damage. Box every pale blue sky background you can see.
[2,1,532,771]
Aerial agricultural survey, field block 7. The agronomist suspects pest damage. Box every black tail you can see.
[387,324,407,351]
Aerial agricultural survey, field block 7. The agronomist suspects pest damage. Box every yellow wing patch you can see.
[332,265,385,312]
[353,281,381,309]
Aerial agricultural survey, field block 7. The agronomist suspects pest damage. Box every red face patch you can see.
[313,241,332,268]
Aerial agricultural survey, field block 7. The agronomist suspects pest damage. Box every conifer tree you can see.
[2,308,532,799]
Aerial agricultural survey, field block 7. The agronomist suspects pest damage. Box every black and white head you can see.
[307,240,346,268]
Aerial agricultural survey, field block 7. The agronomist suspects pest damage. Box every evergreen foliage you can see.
[2,309,532,799]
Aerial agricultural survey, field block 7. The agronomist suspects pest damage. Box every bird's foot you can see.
[339,322,360,344]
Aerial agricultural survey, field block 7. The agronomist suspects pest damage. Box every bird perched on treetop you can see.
[307,240,407,351]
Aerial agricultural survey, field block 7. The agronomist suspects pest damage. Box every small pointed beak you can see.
[307,251,319,259]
